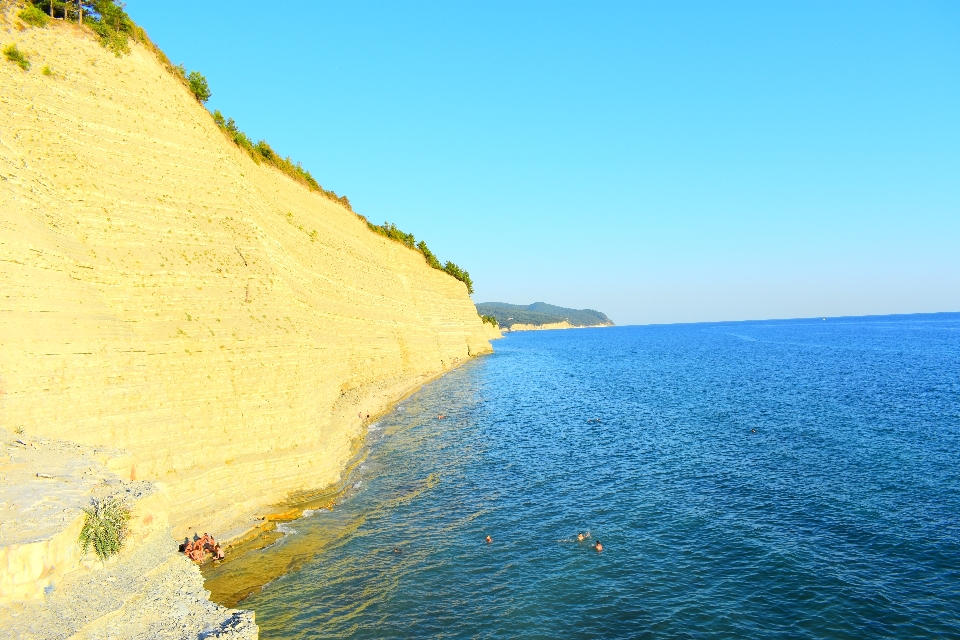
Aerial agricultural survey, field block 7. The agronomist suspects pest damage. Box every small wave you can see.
[276,523,297,535]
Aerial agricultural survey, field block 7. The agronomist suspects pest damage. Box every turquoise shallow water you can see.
[237,313,960,638]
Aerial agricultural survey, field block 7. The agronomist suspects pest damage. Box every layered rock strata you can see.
[0,12,495,544]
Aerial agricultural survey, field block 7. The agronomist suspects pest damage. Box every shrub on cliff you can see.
[3,44,30,71]
[187,71,211,103]
[84,1,141,55]
[442,261,473,294]
[24,1,59,19]
[210,109,354,208]
[417,241,442,269]
[26,1,142,55]
[78,496,131,562]
[365,222,473,292]
[18,4,50,27]
[368,221,416,248]
[481,315,498,327]
[172,64,211,103]
[212,110,254,153]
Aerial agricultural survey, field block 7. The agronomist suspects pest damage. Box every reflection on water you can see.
[212,315,960,638]
[201,452,368,608]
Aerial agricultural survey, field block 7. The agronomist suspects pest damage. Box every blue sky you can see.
[126,1,959,325]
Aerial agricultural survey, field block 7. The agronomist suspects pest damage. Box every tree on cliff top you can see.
[28,1,139,54]
[23,0,476,296]
[187,71,211,103]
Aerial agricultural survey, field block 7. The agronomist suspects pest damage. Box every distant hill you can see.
[476,302,614,331]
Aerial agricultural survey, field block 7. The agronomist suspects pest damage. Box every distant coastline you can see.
[476,302,614,332]
[502,321,614,333]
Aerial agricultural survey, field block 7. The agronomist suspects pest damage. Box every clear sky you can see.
[126,1,959,326]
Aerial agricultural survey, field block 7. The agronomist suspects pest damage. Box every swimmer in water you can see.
[393,548,401,554]
[485,535,492,544]
[594,541,603,552]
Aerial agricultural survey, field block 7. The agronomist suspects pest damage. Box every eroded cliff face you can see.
[0,16,493,539]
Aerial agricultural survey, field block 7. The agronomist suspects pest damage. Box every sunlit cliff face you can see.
[0,15,495,540]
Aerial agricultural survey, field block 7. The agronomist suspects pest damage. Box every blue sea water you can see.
[235,314,960,638]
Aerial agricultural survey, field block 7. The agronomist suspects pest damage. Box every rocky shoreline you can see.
[0,429,257,638]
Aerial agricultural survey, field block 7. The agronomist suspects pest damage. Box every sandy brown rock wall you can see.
[0,16,492,539]
[480,322,503,341]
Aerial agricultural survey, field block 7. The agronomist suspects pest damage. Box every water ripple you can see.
[233,314,960,638]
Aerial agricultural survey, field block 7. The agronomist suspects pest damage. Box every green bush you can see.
[19,5,50,27]
[365,221,473,292]
[417,240,442,269]
[78,496,131,562]
[212,110,255,153]
[367,221,416,248]
[42,65,52,76]
[255,139,276,162]
[481,315,498,327]
[3,44,30,71]
[26,1,62,18]
[210,110,352,207]
[443,261,473,294]
[24,2,139,53]
[187,71,211,103]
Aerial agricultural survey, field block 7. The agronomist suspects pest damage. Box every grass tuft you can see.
[3,44,30,71]
[78,496,131,563]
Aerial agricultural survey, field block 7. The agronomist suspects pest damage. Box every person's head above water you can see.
[595,541,603,551]
[485,535,492,543]
[577,533,585,541]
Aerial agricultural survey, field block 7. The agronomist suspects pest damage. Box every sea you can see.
[210,313,960,638]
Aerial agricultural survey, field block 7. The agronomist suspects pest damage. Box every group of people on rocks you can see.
[180,532,225,563]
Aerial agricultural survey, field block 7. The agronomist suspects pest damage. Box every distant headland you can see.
[476,302,614,332]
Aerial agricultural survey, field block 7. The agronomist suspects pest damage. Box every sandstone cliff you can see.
[0,13,494,543]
